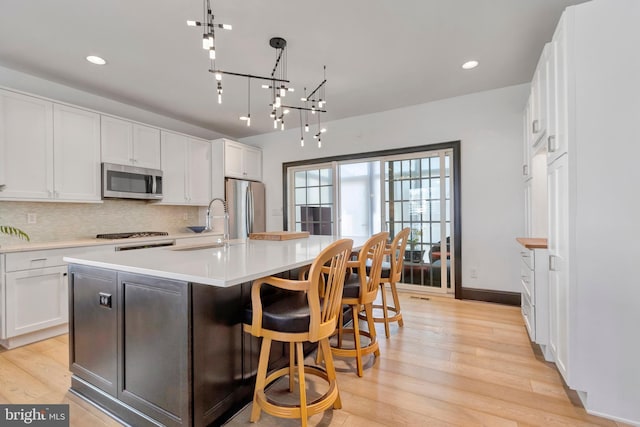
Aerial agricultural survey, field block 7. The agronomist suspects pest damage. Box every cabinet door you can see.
[224,140,244,179]
[547,154,569,382]
[522,105,531,182]
[243,145,262,181]
[531,45,549,147]
[5,266,68,337]
[118,273,190,427]
[132,124,161,169]
[69,265,118,397]
[160,131,188,204]
[101,115,133,166]
[0,90,53,200]
[186,138,211,206]
[53,104,101,201]
[548,13,569,164]
[210,139,224,199]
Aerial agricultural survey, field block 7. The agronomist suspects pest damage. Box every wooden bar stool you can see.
[243,238,353,427]
[329,231,388,377]
[369,227,410,338]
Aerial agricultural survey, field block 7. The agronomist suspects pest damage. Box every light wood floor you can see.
[0,293,629,427]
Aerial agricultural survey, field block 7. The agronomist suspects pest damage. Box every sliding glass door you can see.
[286,147,456,294]
[384,150,453,293]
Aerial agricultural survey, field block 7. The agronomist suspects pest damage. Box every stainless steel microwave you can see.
[102,163,163,200]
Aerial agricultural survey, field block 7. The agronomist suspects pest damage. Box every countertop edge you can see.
[0,232,224,254]
[516,237,548,249]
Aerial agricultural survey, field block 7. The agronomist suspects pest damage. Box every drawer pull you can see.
[30,258,48,262]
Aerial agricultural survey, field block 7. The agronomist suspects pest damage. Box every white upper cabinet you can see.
[0,89,53,200]
[210,138,224,200]
[159,131,211,206]
[547,13,569,165]
[529,44,550,148]
[53,104,101,201]
[0,90,100,202]
[222,139,262,181]
[101,116,161,169]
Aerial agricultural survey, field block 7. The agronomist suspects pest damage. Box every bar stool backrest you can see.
[354,231,389,303]
[389,228,411,280]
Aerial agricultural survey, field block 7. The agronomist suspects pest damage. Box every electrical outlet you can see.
[27,213,37,224]
[470,268,478,279]
[182,212,189,221]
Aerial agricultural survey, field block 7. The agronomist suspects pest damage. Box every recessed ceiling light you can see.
[86,55,106,65]
[462,60,479,70]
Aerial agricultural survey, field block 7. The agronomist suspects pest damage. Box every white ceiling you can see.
[0,0,588,139]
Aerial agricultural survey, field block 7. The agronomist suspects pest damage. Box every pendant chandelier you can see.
[187,2,327,147]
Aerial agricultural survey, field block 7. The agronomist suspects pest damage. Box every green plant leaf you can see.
[0,225,30,241]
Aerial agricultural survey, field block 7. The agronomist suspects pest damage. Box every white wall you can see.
[242,84,529,293]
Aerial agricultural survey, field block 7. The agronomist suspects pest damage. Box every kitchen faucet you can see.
[205,198,229,244]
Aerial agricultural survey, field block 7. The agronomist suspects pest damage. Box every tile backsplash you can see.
[0,200,202,244]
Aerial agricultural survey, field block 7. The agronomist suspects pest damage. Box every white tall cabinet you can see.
[534,1,640,423]
[222,139,262,181]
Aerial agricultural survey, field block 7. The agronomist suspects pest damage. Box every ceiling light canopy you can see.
[462,60,479,70]
[86,55,106,65]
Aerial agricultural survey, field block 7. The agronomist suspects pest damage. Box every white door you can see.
[53,104,101,201]
[224,140,244,179]
[547,153,569,381]
[243,146,262,181]
[101,115,133,165]
[132,124,161,169]
[5,266,68,337]
[0,90,53,200]
[187,138,211,205]
[160,131,187,204]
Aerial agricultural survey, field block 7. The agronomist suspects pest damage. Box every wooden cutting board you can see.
[249,231,310,241]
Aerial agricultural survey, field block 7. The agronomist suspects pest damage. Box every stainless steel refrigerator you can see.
[225,178,266,239]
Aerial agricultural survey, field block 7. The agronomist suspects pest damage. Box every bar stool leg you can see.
[364,303,380,357]
[380,283,391,338]
[390,281,404,327]
[351,304,364,377]
[296,342,308,427]
[319,338,342,409]
[251,337,272,422]
[289,342,295,392]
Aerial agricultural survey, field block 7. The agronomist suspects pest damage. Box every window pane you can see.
[320,168,332,185]
[295,171,306,187]
[320,186,332,204]
[295,188,306,205]
[295,206,301,222]
[307,169,319,186]
[430,157,440,177]
[307,187,320,204]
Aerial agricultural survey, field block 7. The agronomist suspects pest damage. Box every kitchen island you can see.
[63,235,364,427]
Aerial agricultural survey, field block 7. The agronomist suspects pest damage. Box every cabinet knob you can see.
[532,120,540,134]
[547,135,556,153]
[523,165,529,176]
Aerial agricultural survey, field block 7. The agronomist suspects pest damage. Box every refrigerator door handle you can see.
[248,186,255,234]
[245,186,251,236]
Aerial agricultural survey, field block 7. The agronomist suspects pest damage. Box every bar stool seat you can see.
[243,238,353,427]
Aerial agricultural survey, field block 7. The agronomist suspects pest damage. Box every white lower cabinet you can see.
[0,245,113,349]
[5,266,68,338]
[518,244,552,361]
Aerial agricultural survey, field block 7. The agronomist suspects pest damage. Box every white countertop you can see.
[63,235,366,287]
[0,231,223,253]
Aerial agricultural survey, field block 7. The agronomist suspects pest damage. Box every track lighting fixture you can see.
[187,0,231,63]
[187,5,329,144]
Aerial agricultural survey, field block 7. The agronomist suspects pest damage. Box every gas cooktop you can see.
[96,231,169,239]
